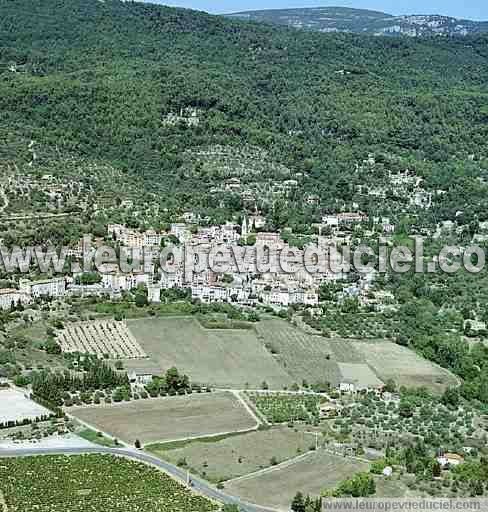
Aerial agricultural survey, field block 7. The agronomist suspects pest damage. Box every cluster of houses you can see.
[0,277,66,311]
[0,206,400,311]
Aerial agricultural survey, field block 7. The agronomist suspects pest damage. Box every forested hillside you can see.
[2,0,488,224]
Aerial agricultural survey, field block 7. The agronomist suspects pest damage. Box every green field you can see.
[0,454,217,512]
[127,317,293,389]
[225,450,369,510]
[247,392,321,424]
[148,426,318,483]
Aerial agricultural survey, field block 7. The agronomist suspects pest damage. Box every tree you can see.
[384,379,397,393]
[135,291,148,307]
[442,387,460,409]
[398,399,414,418]
[291,492,306,512]
[431,460,442,478]
[333,473,376,498]
[44,338,61,355]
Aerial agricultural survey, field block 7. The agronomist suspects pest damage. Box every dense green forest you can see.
[2,0,488,220]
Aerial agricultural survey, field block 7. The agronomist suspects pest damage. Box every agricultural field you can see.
[247,392,321,424]
[337,363,384,390]
[127,317,293,388]
[255,319,457,393]
[57,320,146,359]
[352,341,459,392]
[0,454,217,512]
[254,319,343,386]
[225,449,369,510]
[148,426,318,483]
[70,392,257,445]
[0,388,52,424]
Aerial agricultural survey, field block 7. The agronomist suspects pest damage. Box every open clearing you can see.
[127,317,293,388]
[0,389,51,424]
[148,426,318,483]
[70,392,257,445]
[225,450,369,510]
[352,341,459,392]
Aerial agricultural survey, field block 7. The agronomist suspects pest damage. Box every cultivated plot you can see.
[127,317,293,389]
[58,320,146,359]
[255,319,343,386]
[149,426,317,483]
[337,363,384,389]
[225,449,369,510]
[0,454,217,512]
[352,341,459,392]
[0,389,51,424]
[70,392,257,445]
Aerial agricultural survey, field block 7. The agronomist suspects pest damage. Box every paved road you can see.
[0,446,279,512]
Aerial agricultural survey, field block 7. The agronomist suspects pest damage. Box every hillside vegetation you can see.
[2,0,488,222]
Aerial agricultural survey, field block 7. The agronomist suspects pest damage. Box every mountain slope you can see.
[2,0,488,226]
[227,7,488,37]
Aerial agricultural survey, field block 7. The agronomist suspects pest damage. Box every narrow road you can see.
[0,446,278,512]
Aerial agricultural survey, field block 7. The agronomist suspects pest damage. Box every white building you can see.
[0,289,31,310]
[170,223,191,243]
[147,284,161,303]
[143,230,162,247]
[437,453,464,468]
[20,277,66,298]
[322,215,339,228]
[191,285,227,303]
[128,370,154,387]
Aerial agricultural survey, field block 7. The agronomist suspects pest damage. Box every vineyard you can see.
[57,320,146,359]
[0,454,218,512]
[247,392,321,424]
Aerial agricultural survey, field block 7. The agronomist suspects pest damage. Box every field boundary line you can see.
[143,425,260,448]
[230,390,263,427]
[225,449,316,484]
[323,447,371,464]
